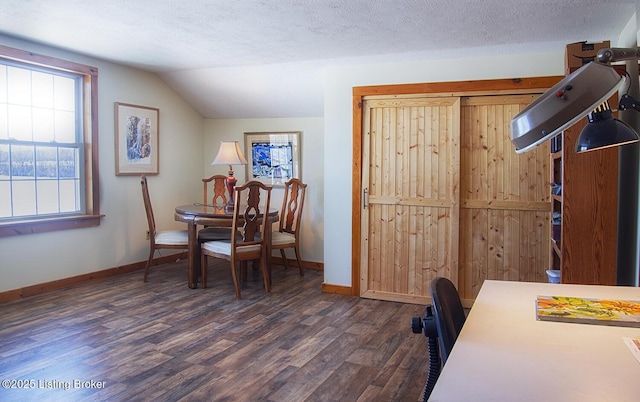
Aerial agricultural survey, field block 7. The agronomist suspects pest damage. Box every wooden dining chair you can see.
[199,175,235,243]
[203,174,228,207]
[141,175,189,282]
[200,180,272,299]
[271,178,307,275]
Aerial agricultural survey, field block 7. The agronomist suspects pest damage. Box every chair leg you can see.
[260,252,271,293]
[201,252,208,288]
[143,248,155,282]
[240,261,248,282]
[294,246,304,276]
[230,260,242,300]
[280,249,289,270]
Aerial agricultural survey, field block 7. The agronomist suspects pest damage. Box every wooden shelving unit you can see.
[551,113,619,285]
[549,42,622,285]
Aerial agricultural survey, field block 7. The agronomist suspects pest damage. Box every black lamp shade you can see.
[576,107,640,152]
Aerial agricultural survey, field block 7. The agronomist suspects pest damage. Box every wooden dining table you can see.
[175,203,279,289]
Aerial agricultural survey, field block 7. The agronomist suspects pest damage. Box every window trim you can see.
[0,44,102,237]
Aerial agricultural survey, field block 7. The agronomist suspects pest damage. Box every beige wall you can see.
[203,118,324,264]
[0,35,204,292]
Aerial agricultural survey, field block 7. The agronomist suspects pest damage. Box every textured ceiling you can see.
[0,0,638,118]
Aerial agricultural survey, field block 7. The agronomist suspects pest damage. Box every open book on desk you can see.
[536,295,640,328]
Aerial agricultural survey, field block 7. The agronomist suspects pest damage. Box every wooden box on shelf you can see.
[564,40,610,74]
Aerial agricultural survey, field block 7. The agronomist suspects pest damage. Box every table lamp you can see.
[510,47,640,154]
[210,141,248,210]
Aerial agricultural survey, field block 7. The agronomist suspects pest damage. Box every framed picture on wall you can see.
[244,131,301,186]
[114,102,159,176]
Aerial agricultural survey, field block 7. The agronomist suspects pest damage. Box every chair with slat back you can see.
[200,180,273,299]
[203,174,228,207]
[199,175,235,242]
[140,175,189,282]
[271,178,307,275]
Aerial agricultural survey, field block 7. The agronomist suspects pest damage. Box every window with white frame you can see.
[0,45,101,236]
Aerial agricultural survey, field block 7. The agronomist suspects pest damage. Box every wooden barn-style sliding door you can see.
[358,89,552,305]
[458,95,550,301]
[360,97,461,304]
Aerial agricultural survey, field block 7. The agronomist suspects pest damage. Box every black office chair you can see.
[411,277,466,401]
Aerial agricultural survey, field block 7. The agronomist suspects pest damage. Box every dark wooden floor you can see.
[0,260,430,402]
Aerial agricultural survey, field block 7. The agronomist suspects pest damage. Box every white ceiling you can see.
[0,0,638,118]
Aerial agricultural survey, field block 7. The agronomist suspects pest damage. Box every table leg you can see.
[187,219,200,289]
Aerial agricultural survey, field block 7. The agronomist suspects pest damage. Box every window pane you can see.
[11,179,36,216]
[0,143,7,177]
[59,179,79,212]
[58,147,78,179]
[54,76,75,111]
[0,104,7,139]
[8,104,32,141]
[36,146,57,178]
[0,64,6,103]
[32,71,54,109]
[0,143,8,218]
[11,144,34,178]
[33,107,55,142]
[0,181,9,218]
[55,110,75,143]
[0,65,6,140]
[36,179,59,214]
[7,66,31,106]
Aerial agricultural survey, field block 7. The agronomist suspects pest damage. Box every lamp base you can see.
[225,176,237,211]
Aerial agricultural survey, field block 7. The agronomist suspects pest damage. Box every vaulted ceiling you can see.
[0,1,637,118]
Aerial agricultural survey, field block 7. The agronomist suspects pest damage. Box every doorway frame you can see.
[351,76,563,296]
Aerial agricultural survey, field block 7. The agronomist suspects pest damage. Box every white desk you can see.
[429,280,640,402]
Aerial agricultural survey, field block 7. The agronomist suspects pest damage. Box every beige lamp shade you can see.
[211,141,248,166]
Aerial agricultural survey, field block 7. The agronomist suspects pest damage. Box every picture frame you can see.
[114,102,159,176]
[244,131,301,186]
